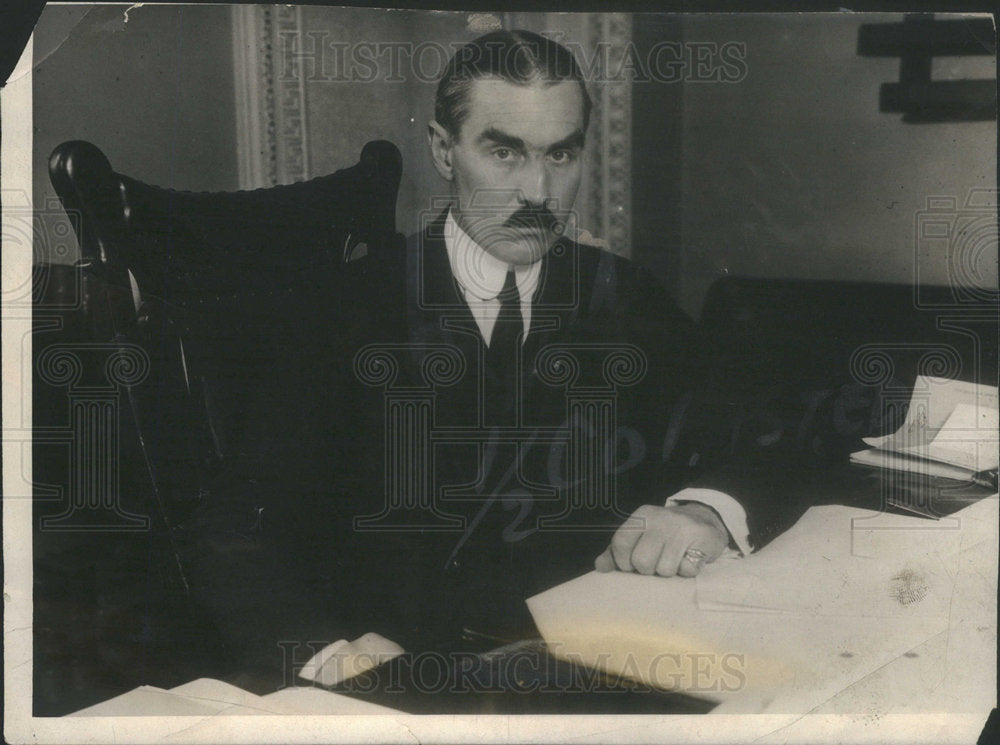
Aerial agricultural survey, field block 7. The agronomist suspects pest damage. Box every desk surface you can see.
[67,494,996,737]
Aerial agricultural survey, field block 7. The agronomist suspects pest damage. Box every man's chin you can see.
[481,234,554,265]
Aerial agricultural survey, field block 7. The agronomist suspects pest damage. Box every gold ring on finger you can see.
[683,547,707,564]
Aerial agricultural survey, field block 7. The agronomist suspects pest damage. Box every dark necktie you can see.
[484,270,523,424]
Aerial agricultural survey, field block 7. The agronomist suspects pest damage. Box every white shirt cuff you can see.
[666,488,753,556]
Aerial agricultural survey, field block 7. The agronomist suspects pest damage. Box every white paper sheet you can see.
[256,686,398,714]
[527,568,948,715]
[860,376,999,473]
[69,684,244,717]
[695,505,968,616]
[526,498,997,715]
[849,446,981,481]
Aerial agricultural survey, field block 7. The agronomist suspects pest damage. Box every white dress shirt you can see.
[442,210,540,346]
[441,209,751,554]
[666,489,752,556]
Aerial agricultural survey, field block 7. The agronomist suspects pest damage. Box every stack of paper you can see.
[850,376,999,483]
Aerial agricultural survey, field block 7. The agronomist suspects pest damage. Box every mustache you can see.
[503,206,561,233]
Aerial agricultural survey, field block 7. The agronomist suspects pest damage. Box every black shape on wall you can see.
[858,14,997,123]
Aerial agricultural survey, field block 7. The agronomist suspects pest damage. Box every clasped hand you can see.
[594,502,729,578]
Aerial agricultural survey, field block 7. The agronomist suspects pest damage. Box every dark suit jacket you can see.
[181,211,818,679]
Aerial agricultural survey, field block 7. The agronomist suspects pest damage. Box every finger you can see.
[594,548,616,573]
[676,547,708,578]
[664,524,725,578]
[695,523,729,564]
[655,531,692,578]
[629,532,666,575]
[655,544,683,577]
[679,528,726,576]
[609,522,644,572]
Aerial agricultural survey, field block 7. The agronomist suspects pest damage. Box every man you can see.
[419,30,742,578]
[185,29,808,683]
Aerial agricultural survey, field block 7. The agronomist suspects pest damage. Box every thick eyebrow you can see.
[478,127,527,152]
[476,127,586,154]
[546,129,586,153]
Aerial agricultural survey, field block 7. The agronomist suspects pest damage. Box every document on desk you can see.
[70,677,398,717]
[850,375,999,483]
[69,679,264,716]
[526,497,997,716]
[693,500,995,615]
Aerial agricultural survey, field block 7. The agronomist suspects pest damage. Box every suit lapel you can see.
[521,237,581,373]
[405,210,482,365]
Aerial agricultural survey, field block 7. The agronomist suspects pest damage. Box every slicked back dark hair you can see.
[435,29,592,139]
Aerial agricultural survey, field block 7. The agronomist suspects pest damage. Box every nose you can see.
[516,157,551,211]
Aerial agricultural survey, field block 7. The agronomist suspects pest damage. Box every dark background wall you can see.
[672,13,997,316]
[631,14,685,298]
[32,4,238,262]
[298,7,470,237]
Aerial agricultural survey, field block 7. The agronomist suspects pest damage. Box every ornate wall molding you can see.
[585,13,632,258]
[232,5,310,188]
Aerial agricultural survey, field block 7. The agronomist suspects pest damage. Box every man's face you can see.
[429,77,586,265]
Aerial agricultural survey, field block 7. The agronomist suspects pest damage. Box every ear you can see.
[427,120,454,182]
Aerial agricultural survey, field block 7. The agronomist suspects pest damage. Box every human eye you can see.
[548,149,576,164]
[493,147,515,161]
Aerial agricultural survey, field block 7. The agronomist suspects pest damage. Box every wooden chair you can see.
[46,138,404,571]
